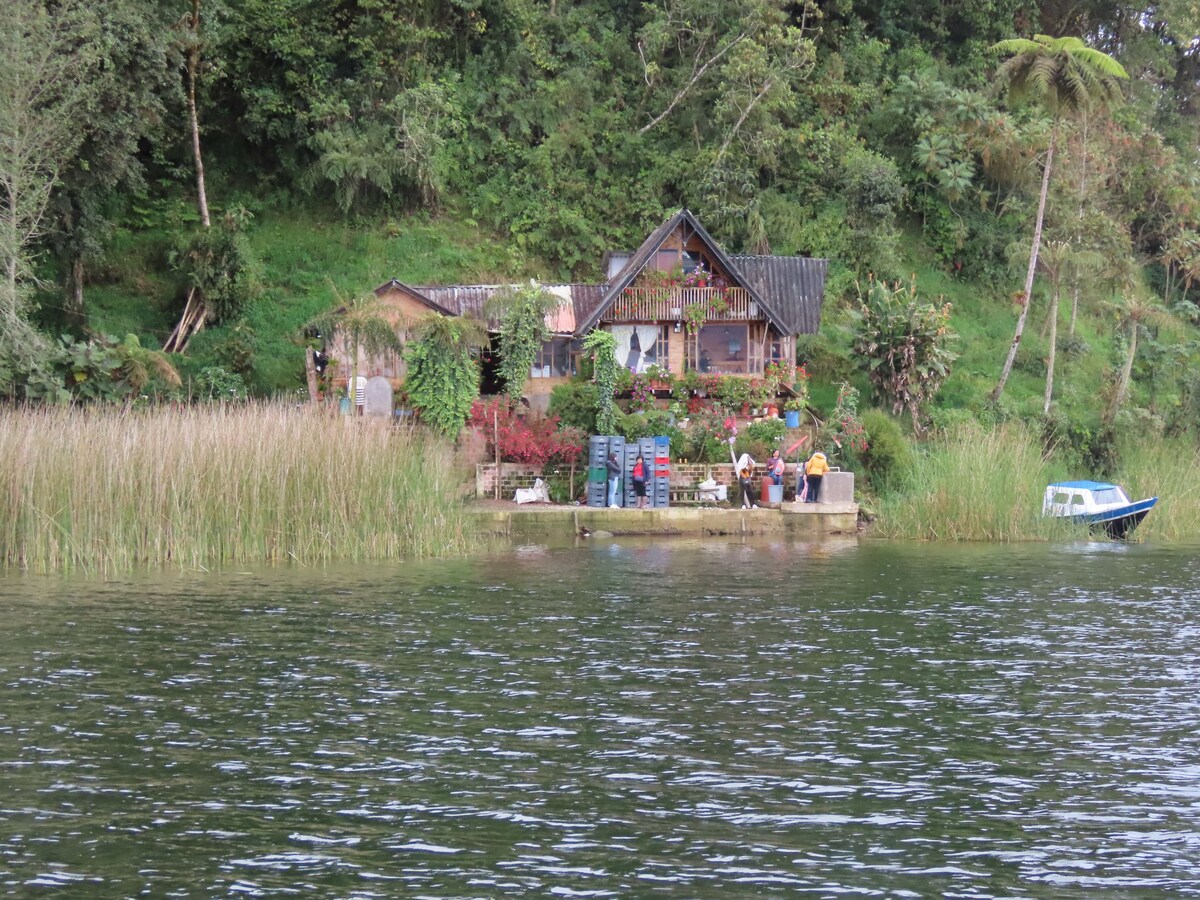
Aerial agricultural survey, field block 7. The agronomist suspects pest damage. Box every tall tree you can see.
[0,0,100,377]
[51,0,177,323]
[1035,239,1102,413]
[1103,292,1175,425]
[990,35,1127,403]
[184,0,211,228]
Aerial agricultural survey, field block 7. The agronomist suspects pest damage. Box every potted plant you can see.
[644,363,673,392]
[715,375,752,414]
[683,302,708,336]
[783,396,804,428]
[672,368,700,401]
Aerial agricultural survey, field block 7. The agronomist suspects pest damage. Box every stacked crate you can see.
[586,435,608,508]
[652,436,671,509]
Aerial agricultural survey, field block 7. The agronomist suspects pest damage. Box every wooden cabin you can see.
[331,209,828,405]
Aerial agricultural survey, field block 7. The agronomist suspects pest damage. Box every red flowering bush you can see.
[469,398,585,466]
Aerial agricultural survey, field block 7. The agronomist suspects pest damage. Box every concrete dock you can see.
[469,501,859,539]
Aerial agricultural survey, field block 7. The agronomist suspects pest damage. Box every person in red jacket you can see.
[631,455,648,509]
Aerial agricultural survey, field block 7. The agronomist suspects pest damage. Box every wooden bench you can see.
[670,486,703,505]
[669,485,727,505]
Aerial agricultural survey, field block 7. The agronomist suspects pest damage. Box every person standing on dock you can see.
[804,451,829,503]
[632,455,648,509]
[606,452,622,508]
[733,451,758,509]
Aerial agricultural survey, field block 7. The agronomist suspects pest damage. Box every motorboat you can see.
[1042,480,1157,539]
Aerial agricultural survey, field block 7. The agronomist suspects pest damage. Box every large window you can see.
[610,325,671,373]
[696,324,749,374]
[533,337,572,377]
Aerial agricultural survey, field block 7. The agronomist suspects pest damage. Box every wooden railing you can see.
[604,287,757,322]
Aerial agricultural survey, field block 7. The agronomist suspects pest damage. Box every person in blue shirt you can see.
[606,452,622,508]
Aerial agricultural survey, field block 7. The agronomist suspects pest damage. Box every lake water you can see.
[2,537,1199,897]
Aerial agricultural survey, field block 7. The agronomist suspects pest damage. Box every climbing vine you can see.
[492,284,555,403]
[583,329,618,436]
[405,316,485,438]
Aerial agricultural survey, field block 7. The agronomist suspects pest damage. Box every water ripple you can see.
[1,541,1199,895]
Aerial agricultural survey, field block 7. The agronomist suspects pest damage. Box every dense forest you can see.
[3,0,1200,463]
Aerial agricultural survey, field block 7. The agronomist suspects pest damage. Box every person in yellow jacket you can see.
[803,451,829,503]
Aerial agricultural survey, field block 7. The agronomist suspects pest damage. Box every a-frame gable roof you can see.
[373,279,458,317]
[575,209,791,335]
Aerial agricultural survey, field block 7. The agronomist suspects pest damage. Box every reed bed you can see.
[872,421,1082,542]
[0,404,477,574]
[1116,437,1200,543]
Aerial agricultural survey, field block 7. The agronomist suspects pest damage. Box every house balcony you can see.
[604,287,758,323]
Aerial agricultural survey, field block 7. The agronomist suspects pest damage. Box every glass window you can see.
[768,338,785,364]
[655,249,678,272]
[534,338,571,377]
[697,324,749,374]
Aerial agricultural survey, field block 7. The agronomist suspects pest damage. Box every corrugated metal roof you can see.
[409,284,605,335]
[729,256,828,335]
[374,214,828,339]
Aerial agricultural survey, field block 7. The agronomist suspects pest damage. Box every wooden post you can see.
[493,408,501,500]
[569,459,575,504]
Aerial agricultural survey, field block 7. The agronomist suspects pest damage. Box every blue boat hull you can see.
[1074,497,1158,540]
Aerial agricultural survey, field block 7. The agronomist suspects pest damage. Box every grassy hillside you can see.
[76,201,530,395]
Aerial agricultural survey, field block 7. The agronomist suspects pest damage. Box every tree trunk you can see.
[992,124,1056,403]
[1043,285,1059,415]
[1105,323,1137,425]
[1069,278,1080,337]
[163,286,206,352]
[1069,113,1088,338]
[65,254,85,324]
[304,346,319,404]
[187,0,210,229]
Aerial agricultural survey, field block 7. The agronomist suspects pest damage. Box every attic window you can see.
[654,249,677,272]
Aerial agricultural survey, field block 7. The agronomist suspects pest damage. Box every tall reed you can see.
[872,421,1081,542]
[0,404,477,574]
[1117,437,1200,542]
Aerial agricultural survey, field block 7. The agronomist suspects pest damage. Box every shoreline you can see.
[467,500,860,538]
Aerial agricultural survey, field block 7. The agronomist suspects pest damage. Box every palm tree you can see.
[305,292,403,408]
[1036,240,1103,414]
[990,35,1127,403]
[1103,292,1175,426]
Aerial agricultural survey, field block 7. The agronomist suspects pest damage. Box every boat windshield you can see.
[1092,487,1127,505]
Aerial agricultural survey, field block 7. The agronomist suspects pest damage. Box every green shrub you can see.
[859,408,911,491]
[548,380,599,433]
[618,408,675,442]
[1039,410,1120,477]
[745,417,787,445]
[926,406,976,434]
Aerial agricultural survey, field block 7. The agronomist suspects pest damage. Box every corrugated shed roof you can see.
[729,256,828,335]
[404,283,605,335]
